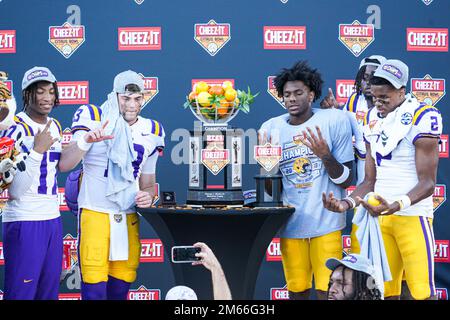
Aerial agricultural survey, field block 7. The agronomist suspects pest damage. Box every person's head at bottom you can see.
[165,285,198,300]
[326,254,382,300]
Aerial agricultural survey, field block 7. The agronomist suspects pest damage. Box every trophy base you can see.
[186,190,244,206]
[248,201,284,208]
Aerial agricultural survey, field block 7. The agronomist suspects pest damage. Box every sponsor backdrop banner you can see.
[0,0,449,300]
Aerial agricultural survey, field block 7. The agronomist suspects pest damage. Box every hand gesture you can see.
[191,242,222,272]
[322,191,349,213]
[300,126,331,159]
[357,194,398,217]
[33,120,58,154]
[135,190,154,208]
[258,130,271,145]
[84,120,114,143]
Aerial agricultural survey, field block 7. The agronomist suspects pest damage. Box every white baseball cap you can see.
[165,285,198,300]
[359,55,387,69]
[373,59,409,89]
[113,70,144,94]
[22,66,57,90]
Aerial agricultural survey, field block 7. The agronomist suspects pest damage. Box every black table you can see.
[138,206,294,300]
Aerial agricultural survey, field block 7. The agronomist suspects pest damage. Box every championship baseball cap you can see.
[373,59,409,89]
[359,55,387,69]
[113,70,144,94]
[22,66,57,90]
[165,285,198,300]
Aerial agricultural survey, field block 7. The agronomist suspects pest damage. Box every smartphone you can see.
[171,246,201,263]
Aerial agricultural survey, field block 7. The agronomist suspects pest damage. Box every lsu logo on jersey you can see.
[434,240,450,263]
[267,76,284,108]
[62,128,73,147]
[48,22,85,58]
[139,74,159,109]
[58,81,89,105]
[271,285,289,300]
[336,80,355,105]
[280,141,321,188]
[433,184,446,212]
[62,234,78,271]
[118,27,162,51]
[0,30,16,54]
[0,241,4,266]
[58,293,82,300]
[128,285,160,300]
[338,21,375,57]
[57,187,69,212]
[194,20,231,56]
[140,239,164,263]
[342,235,352,255]
[436,288,448,300]
[411,74,446,106]
[266,238,281,262]
[407,28,448,52]
[439,134,448,158]
[263,26,306,50]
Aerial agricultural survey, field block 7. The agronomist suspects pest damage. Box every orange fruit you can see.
[224,88,237,102]
[234,98,240,107]
[188,91,197,101]
[222,81,233,90]
[195,81,210,94]
[197,91,212,107]
[208,85,224,96]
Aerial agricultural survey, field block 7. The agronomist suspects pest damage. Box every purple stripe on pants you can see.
[38,153,48,194]
[2,217,63,300]
[419,216,435,297]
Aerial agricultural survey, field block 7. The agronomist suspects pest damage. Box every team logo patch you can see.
[263,26,306,50]
[58,187,69,212]
[335,80,355,105]
[58,81,89,105]
[433,184,446,212]
[254,143,282,172]
[114,214,123,223]
[401,112,413,125]
[267,76,284,108]
[407,28,448,52]
[411,74,446,106]
[49,22,85,58]
[140,239,164,263]
[139,74,159,109]
[128,286,160,300]
[0,30,16,53]
[422,0,433,5]
[434,240,450,263]
[194,20,231,56]
[118,27,161,51]
[439,134,448,158]
[62,234,78,271]
[266,238,281,262]
[342,235,352,255]
[338,20,375,57]
[383,64,403,79]
[270,286,289,300]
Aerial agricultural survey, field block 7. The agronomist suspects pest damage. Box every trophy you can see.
[253,142,283,207]
[183,80,258,207]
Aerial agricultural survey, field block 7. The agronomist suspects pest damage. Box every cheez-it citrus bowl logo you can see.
[263,26,306,50]
[0,30,16,54]
[139,74,159,109]
[439,134,448,158]
[59,293,81,300]
[3,79,12,93]
[62,234,78,271]
[342,235,352,255]
[434,240,450,263]
[194,20,231,56]
[140,239,164,263]
[267,76,284,108]
[433,184,446,212]
[128,285,160,300]
[118,27,161,51]
[339,20,375,57]
[134,0,144,4]
[58,187,69,212]
[436,288,448,300]
[407,28,448,52]
[48,22,85,59]
[62,128,73,148]
[58,81,89,105]
[336,80,355,105]
[266,238,281,262]
[422,0,433,5]
[0,241,4,266]
[411,75,445,106]
[271,285,289,300]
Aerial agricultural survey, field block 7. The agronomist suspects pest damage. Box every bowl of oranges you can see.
[183,80,258,124]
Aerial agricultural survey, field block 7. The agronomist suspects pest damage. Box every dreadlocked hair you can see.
[350,267,382,300]
[22,81,59,111]
[273,60,323,102]
[354,57,383,94]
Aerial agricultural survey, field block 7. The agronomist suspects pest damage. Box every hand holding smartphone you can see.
[171,246,201,263]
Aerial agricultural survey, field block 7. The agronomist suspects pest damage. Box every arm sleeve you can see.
[141,151,159,175]
[71,104,102,142]
[410,107,443,144]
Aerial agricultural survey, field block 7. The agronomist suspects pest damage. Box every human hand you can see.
[320,88,343,109]
[357,194,399,217]
[84,120,114,143]
[33,120,58,154]
[135,190,154,208]
[191,242,222,272]
[300,126,331,159]
[322,191,349,213]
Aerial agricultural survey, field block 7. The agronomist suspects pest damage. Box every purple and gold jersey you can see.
[2,112,62,222]
[71,104,165,214]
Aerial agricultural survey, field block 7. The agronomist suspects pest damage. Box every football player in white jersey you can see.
[59,70,165,300]
[1,67,63,300]
[323,59,442,300]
